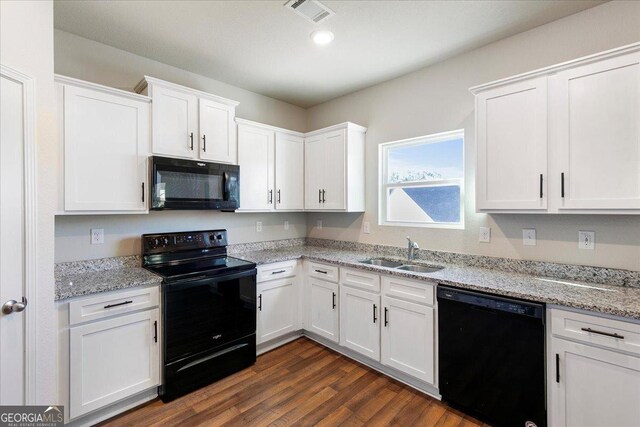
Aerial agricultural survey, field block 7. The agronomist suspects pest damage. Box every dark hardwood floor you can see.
[99,337,488,426]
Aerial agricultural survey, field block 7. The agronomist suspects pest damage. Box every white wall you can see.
[53,30,309,262]
[306,1,640,271]
[1,0,57,404]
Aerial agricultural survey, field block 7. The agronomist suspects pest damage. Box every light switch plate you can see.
[284,220,289,231]
[363,221,371,234]
[316,219,322,229]
[90,228,104,245]
[579,231,595,250]
[256,221,263,232]
[523,229,536,246]
[479,227,491,243]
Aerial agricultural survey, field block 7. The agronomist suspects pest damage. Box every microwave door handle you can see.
[223,171,230,200]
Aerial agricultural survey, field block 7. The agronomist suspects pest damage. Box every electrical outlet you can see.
[90,228,104,245]
[316,219,322,229]
[363,221,371,234]
[579,231,595,250]
[284,220,289,231]
[479,227,491,243]
[256,221,263,232]
[523,229,536,246]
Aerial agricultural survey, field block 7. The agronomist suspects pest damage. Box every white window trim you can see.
[378,129,465,229]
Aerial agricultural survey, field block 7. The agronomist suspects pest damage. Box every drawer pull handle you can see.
[103,300,133,309]
[314,269,328,274]
[581,327,624,340]
[271,270,286,275]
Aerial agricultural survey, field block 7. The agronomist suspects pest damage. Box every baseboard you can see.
[302,331,441,400]
[65,387,158,427]
[257,330,304,355]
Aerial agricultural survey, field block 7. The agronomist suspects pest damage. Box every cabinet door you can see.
[553,52,640,210]
[476,77,548,211]
[304,134,323,210]
[381,296,434,384]
[550,338,640,427]
[307,278,339,343]
[339,286,380,361]
[237,125,274,211]
[275,132,304,210]
[321,129,347,210]
[69,309,160,419]
[199,98,236,164]
[63,85,148,212]
[257,278,297,344]
[151,84,198,158]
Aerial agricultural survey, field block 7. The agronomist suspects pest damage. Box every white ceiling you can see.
[54,0,604,107]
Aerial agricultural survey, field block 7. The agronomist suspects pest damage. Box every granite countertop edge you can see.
[55,247,640,321]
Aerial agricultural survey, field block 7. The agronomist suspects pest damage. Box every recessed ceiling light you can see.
[310,30,334,45]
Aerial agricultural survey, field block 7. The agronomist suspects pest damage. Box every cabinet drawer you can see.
[340,267,380,293]
[257,260,297,282]
[69,286,160,326]
[308,261,339,283]
[382,276,434,306]
[551,309,640,356]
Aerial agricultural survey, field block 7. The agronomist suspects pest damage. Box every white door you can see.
[553,52,640,210]
[0,68,32,405]
[69,309,160,419]
[550,338,640,427]
[320,129,346,210]
[304,134,323,210]
[275,132,304,210]
[257,278,297,344]
[151,84,198,158]
[307,278,339,343]
[63,85,149,211]
[237,125,274,211]
[199,99,236,164]
[381,296,434,384]
[340,286,380,361]
[476,77,548,211]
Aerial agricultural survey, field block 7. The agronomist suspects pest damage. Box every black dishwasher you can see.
[438,285,546,427]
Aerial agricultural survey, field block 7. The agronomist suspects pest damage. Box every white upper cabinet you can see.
[475,77,548,211]
[238,123,275,211]
[304,123,366,212]
[135,76,239,164]
[199,98,236,164]
[552,51,640,211]
[149,83,198,159]
[472,42,640,214]
[275,132,304,210]
[57,76,150,214]
[236,119,305,212]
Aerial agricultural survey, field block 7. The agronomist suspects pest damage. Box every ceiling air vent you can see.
[284,0,335,25]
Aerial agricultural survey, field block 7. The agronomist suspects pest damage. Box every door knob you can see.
[2,297,27,315]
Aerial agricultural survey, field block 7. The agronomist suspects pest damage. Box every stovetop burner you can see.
[145,255,255,281]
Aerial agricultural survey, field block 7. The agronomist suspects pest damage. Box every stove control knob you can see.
[147,237,159,249]
[161,237,170,246]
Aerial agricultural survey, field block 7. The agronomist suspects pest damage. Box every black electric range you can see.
[142,229,257,402]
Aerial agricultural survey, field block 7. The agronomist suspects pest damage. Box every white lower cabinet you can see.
[381,295,435,384]
[69,308,160,419]
[257,277,298,344]
[339,285,381,361]
[307,278,339,343]
[549,308,640,427]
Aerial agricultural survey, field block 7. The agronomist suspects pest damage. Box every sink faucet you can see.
[406,236,419,261]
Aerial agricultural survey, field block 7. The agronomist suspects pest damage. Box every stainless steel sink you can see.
[360,258,404,268]
[396,264,444,273]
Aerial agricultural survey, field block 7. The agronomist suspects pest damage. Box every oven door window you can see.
[164,274,256,363]
[154,167,223,208]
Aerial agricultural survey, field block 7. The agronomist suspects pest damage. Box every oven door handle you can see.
[163,268,257,290]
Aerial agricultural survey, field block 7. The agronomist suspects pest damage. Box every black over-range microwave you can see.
[150,156,239,211]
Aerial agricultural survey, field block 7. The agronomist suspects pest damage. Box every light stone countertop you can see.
[236,246,640,320]
[55,267,162,301]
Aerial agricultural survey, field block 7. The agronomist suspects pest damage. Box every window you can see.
[379,130,464,229]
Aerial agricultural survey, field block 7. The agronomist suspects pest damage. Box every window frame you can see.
[378,129,465,229]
